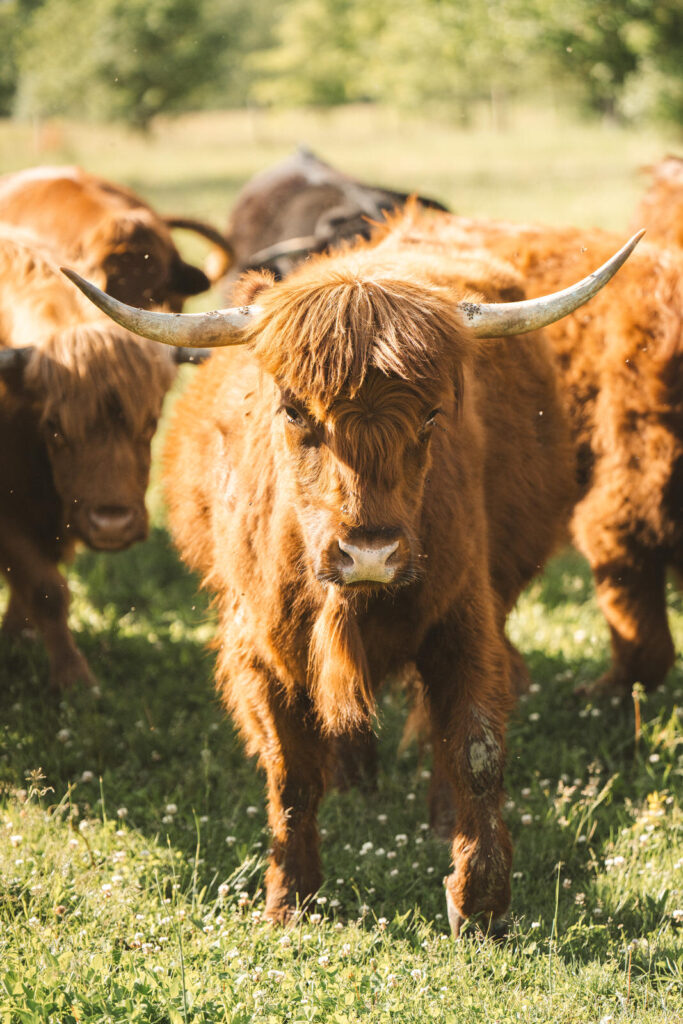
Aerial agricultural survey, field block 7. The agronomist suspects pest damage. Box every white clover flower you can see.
[164,803,177,815]
[386,851,397,860]
[161,815,173,824]
[329,899,340,908]
[375,848,386,857]
[101,883,113,896]
[318,953,330,966]
[57,728,71,743]
[528,712,540,722]
[529,683,541,694]
[116,807,128,819]
[225,835,236,846]
[377,917,388,930]
[27,916,40,927]
[9,835,22,847]
[80,771,95,783]
[420,768,431,779]
[316,896,327,905]
[531,921,540,929]
[521,814,533,825]
[245,805,258,817]
[649,753,660,764]
[395,834,408,846]
[521,788,531,798]
[268,969,285,982]
[562,877,572,888]
[590,708,602,718]
[410,968,423,980]
[406,793,416,802]
[377,813,388,824]
[309,913,322,924]
[389,868,399,877]
[78,820,89,832]
[341,942,352,956]
[68,838,79,850]
[336,878,344,885]
[218,882,230,898]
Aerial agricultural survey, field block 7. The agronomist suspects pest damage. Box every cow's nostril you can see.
[336,538,401,583]
[336,542,355,567]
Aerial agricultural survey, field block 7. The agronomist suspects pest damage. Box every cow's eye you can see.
[45,418,66,445]
[423,408,441,430]
[283,405,306,427]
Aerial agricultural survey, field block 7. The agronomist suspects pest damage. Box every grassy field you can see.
[0,106,682,1022]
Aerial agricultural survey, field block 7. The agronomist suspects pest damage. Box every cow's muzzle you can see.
[81,505,148,551]
[322,530,410,587]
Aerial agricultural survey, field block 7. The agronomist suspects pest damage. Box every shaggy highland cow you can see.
[65,212,638,931]
[632,155,683,250]
[401,212,681,698]
[0,228,177,689]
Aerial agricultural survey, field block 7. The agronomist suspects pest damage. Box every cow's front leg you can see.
[0,523,93,689]
[230,676,329,923]
[418,612,513,937]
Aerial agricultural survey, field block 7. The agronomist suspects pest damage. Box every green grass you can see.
[1,106,682,1021]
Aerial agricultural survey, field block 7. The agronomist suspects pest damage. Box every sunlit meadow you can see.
[0,106,681,1022]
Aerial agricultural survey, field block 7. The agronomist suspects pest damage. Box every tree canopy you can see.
[0,0,680,129]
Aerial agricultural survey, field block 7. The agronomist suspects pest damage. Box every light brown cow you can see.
[0,165,220,310]
[0,227,176,689]
[396,212,682,698]
[66,213,639,931]
[632,155,683,249]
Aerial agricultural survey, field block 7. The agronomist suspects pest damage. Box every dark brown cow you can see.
[632,155,683,250]
[219,147,448,290]
[0,165,221,310]
[402,213,683,698]
[0,228,176,689]
[66,213,638,931]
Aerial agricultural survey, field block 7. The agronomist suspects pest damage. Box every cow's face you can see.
[277,369,453,590]
[42,405,160,550]
[19,329,175,551]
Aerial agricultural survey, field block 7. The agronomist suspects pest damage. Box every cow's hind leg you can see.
[418,607,513,937]
[580,557,674,697]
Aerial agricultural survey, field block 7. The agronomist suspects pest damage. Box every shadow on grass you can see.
[0,538,680,978]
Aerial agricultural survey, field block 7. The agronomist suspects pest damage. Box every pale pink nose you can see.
[337,537,400,584]
[88,505,135,534]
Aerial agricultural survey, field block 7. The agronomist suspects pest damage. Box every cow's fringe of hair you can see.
[23,322,175,439]
[245,246,469,406]
[308,587,375,734]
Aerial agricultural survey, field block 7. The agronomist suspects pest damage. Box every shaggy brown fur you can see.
[385,210,683,696]
[163,218,575,930]
[632,156,683,249]
[0,165,211,309]
[0,228,176,689]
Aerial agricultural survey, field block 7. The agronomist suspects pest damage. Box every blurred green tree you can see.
[15,0,276,130]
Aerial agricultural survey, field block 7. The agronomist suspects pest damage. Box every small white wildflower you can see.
[528,712,540,722]
[80,771,95,783]
[9,835,22,847]
[78,820,89,832]
[512,871,523,879]
[410,968,423,980]
[531,921,540,929]
[521,788,531,798]
[521,813,533,825]
[390,868,399,877]
[377,917,388,930]
[245,805,258,817]
[68,837,79,849]
[161,815,173,824]
[57,728,71,743]
[318,953,330,966]
[386,850,397,860]
[648,753,660,764]
[218,882,230,898]
[101,883,113,896]
[316,896,327,905]
[562,877,572,889]
[395,834,408,845]
[341,942,352,956]
[329,899,340,908]
[225,835,236,846]
[590,708,601,718]
[268,969,285,982]
[27,916,40,927]
[420,768,431,779]
[309,913,322,924]
[375,848,386,857]
[116,807,128,819]
[164,803,177,815]
[406,792,416,802]
[529,683,541,694]
[672,909,683,923]
[377,813,388,824]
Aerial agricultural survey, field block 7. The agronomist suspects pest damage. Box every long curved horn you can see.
[61,268,258,348]
[0,346,33,371]
[460,229,645,338]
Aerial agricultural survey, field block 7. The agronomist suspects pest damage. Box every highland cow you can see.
[403,213,681,698]
[632,155,683,250]
[65,211,638,930]
[0,228,177,689]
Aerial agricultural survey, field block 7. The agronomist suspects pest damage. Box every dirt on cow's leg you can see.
[418,604,513,938]
[0,526,94,690]
[577,557,674,698]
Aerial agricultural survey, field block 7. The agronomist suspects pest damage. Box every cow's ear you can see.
[232,269,276,306]
[0,346,33,392]
[170,258,211,297]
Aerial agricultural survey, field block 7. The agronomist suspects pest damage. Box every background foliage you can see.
[0,0,681,129]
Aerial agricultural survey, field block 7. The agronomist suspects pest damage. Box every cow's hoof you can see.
[49,651,97,692]
[445,886,508,941]
[574,671,628,700]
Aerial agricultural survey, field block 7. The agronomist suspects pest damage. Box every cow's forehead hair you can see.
[247,245,470,406]
[24,323,175,438]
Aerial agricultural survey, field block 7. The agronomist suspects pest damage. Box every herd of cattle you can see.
[1,149,682,934]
